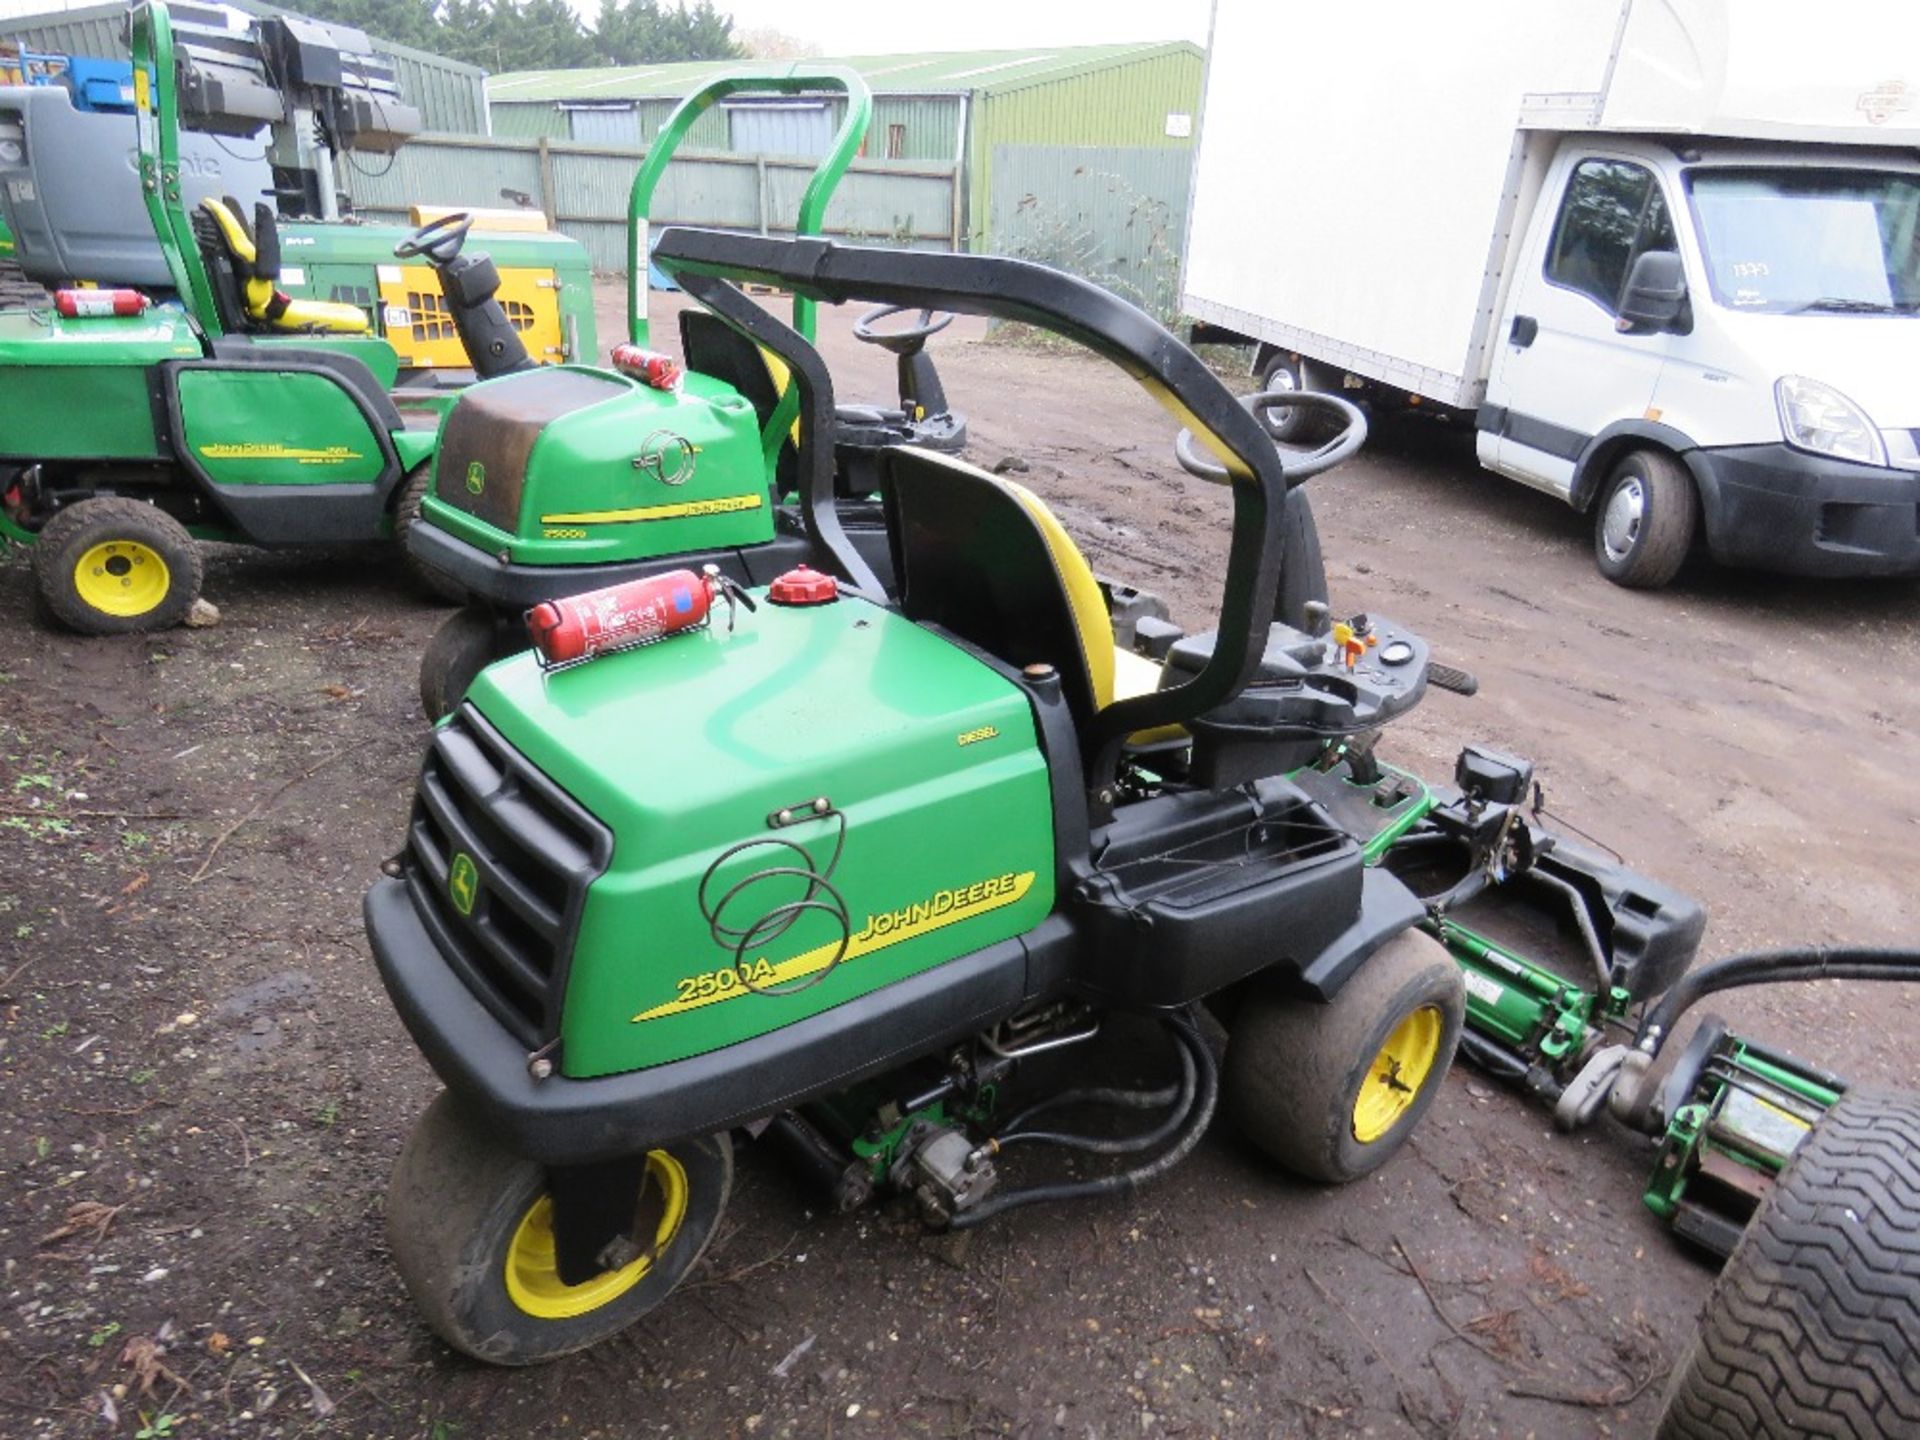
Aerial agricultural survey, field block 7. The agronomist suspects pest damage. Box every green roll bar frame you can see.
[128,1,225,334]
[625,65,873,351]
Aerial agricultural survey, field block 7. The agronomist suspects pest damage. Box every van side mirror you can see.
[1617,250,1688,334]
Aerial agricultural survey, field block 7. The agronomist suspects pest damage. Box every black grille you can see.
[404,705,612,1047]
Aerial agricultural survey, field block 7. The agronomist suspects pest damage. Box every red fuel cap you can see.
[767,565,838,606]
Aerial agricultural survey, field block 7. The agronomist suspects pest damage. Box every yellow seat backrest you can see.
[198,198,370,337]
[999,479,1116,710]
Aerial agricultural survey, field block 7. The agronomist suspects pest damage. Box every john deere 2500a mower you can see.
[0,2,542,634]
[368,233,1920,1436]
[405,64,970,716]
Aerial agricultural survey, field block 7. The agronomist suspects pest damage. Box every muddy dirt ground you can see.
[2,282,1916,1440]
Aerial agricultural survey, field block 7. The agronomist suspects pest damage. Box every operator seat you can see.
[882,447,1162,734]
[196,198,371,335]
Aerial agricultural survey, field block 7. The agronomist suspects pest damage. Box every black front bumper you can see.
[1688,444,1920,577]
[365,873,1030,1165]
[406,517,811,610]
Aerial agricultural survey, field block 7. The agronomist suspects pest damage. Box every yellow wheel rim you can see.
[73,540,171,618]
[1352,1005,1443,1144]
[503,1151,689,1320]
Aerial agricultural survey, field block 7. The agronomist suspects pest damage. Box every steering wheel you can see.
[1175,390,1369,485]
[852,304,954,355]
[393,211,474,266]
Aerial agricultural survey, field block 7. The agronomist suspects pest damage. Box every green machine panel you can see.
[174,368,388,487]
[0,309,200,461]
[424,367,776,566]
[465,594,1056,1077]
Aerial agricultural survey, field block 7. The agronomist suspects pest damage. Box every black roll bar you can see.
[652,228,1293,789]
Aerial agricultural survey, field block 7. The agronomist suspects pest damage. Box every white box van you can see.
[1183,0,1920,587]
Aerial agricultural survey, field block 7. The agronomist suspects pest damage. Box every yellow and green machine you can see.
[368,231,1920,1436]
[0,1,562,633]
[405,61,968,714]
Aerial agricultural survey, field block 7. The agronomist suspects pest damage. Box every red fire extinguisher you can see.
[525,565,756,667]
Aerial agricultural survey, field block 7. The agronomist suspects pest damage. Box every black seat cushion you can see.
[882,446,1097,729]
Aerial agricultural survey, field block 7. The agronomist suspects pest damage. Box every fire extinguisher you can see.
[525,565,755,667]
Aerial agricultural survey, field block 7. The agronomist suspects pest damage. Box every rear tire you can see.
[394,466,467,604]
[1224,928,1464,1183]
[420,606,508,718]
[31,497,202,635]
[1656,1088,1920,1439]
[1593,448,1696,589]
[1257,352,1315,443]
[387,1092,733,1366]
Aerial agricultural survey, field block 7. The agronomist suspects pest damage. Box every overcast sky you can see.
[720,0,1211,54]
[0,0,1213,53]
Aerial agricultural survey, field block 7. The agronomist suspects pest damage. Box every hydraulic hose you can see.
[991,1042,1197,1157]
[996,1074,1185,1133]
[949,1012,1218,1230]
[1636,947,1920,1054]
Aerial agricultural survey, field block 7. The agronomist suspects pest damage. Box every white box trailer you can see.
[1183,0,1920,586]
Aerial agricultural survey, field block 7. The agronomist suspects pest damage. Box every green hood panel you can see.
[468,595,1055,1076]
[426,367,774,566]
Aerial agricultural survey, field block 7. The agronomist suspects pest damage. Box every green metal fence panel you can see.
[987,143,1193,320]
[339,134,959,272]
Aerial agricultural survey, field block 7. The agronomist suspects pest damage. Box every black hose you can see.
[993,1042,1197,1156]
[996,1075,1185,1133]
[949,1011,1218,1230]
[1637,947,1920,1053]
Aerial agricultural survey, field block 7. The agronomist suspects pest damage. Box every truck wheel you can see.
[1257,352,1316,443]
[1224,928,1464,1183]
[31,497,202,635]
[394,467,468,604]
[387,1092,733,1366]
[420,606,509,718]
[1594,449,1696,589]
[1656,1088,1920,1440]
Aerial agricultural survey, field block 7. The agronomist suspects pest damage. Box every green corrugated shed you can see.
[486,39,1201,250]
[0,0,490,134]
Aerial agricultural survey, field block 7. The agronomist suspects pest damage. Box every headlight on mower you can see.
[1774,375,1887,466]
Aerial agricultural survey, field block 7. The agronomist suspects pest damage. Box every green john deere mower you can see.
[0,2,544,634]
[405,64,973,716]
[368,232,1920,1435]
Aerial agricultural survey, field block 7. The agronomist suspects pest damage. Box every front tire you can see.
[394,467,468,604]
[387,1092,733,1366]
[1657,1088,1920,1439]
[1224,928,1464,1183]
[419,606,511,718]
[31,497,202,635]
[1593,449,1696,589]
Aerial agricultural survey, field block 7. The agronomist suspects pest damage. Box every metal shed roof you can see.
[486,40,1200,104]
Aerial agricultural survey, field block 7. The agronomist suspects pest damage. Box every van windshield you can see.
[1686,168,1920,314]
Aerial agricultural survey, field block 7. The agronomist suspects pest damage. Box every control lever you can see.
[1428,662,1479,697]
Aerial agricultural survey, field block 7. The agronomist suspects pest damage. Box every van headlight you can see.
[1775,376,1887,466]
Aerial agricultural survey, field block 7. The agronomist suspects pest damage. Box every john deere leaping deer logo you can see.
[448,852,480,916]
[465,461,485,495]
[632,430,699,486]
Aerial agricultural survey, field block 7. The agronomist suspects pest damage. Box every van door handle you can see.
[1509,315,1538,348]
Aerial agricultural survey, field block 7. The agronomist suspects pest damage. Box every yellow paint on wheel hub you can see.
[1352,1005,1442,1143]
[73,540,170,617]
[504,1150,689,1320]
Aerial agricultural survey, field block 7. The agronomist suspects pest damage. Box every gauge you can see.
[1380,639,1415,666]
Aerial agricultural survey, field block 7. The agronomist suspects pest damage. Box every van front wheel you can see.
[1593,449,1696,589]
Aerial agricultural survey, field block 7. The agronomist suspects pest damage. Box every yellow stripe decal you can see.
[541,493,764,526]
[633,870,1037,1023]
